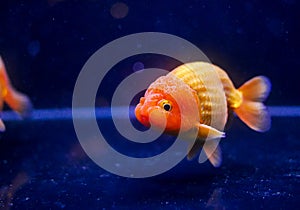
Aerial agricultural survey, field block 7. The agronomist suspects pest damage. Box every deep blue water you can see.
[0,116,299,209]
[0,0,300,209]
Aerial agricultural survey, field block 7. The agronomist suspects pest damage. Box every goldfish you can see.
[135,62,271,167]
[0,56,32,131]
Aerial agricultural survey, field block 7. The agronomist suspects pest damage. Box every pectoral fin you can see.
[196,123,225,140]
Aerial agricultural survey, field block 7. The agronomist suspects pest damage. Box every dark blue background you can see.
[0,0,300,209]
[0,0,299,108]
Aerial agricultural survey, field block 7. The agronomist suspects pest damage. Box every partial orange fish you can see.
[0,56,32,131]
[135,62,271,167]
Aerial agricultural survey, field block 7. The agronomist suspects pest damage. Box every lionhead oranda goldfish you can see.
[135,62,271,167]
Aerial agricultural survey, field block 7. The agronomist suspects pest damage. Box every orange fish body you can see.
[135,62,271,167]
[0,56,32,131]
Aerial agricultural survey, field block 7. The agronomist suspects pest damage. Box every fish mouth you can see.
[140,115,150,127]
[135,104,150,127]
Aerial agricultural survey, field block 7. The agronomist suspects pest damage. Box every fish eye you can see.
[159,100,172,112]
[163,103,172,111]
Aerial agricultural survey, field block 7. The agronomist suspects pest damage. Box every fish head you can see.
[135,88,181,132]
[135,74,199,133]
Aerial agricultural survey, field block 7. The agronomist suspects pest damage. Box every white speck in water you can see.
[272,192,281,196]
[3,160,7,164]
[99,173,110,178]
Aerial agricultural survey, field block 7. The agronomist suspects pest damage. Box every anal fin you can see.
[187,138,204,160]
[186,123,224,167]
[200,140,222,167]
[0,119,5,132]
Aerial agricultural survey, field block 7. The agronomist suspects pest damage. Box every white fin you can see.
[200,140,222,167]
[0,119,6,132]
[197,123,226,140]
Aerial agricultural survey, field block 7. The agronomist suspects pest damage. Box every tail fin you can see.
[234,76,271,132]
[0,56,32,118]
[4,89,32,118]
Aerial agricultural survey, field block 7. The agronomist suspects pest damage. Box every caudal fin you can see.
[0,56,32,118]
[4,89,32,118]
[234,76,271,132]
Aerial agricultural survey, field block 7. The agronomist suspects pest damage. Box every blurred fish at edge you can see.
[0,56,32,131]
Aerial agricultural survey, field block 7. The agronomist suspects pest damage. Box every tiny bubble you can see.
[110,2,129,19]
[133,61,144,72]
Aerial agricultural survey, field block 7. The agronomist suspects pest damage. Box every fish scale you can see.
[170,62,227,131]
[170,66,210,125]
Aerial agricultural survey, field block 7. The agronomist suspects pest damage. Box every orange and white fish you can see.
[0,56,32,131]
[135,62,271,167]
